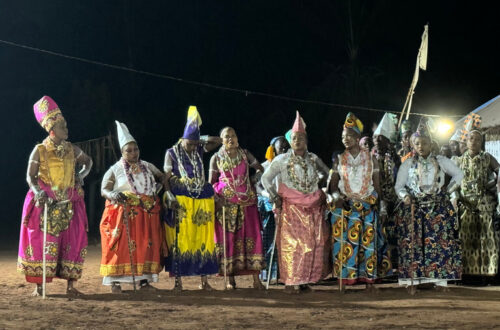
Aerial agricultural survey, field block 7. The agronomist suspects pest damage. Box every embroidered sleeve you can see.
[262,156,282,200]
[164,150,174,173]
[437,155,464,187]
[395,158,411,199]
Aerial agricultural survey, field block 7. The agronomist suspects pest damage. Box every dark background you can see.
[1,1,499,243]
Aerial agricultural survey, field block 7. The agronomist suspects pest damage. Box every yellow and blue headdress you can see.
[343,112,364,135]
[182,105,202,140]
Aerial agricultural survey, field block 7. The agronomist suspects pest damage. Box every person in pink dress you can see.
[261,111,330,294]
[209,127,266,289]
[17,96,92,296]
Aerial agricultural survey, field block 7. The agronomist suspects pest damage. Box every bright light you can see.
[436,118,454,137]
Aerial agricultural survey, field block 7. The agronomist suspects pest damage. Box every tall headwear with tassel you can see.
[460,113,482,142]
[182,106,202,140]
[33,96,65,132]
[343,112,364,135]
[115,121,137,150]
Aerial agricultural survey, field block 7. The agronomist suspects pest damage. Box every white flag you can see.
[418,24,429,70]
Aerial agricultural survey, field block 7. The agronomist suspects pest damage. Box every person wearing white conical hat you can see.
[372,113,401,271]
[456,113,500,283]
[162,106,222,291]
[99,121,167,293]
[262,111,330,294]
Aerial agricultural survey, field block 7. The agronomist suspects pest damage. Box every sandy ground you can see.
[1,245,500,329]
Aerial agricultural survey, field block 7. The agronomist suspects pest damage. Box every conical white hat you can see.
[115,120,136,149]
[449,129,461,142]
[373,113,398,143]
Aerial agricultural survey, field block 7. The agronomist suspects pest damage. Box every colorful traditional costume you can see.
[398,120,414,163]
[211,147,265,275]
[457,114,499,276]
[99,121,163,286]
[163,106,218,276]
[395,121,463,287]
[331,113,392,285]
[373,113,400,268]
[261,112,330,286]
[18,96,90,284]
[257,137,286,281]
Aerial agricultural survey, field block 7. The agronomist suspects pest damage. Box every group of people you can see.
[17,96,500,297]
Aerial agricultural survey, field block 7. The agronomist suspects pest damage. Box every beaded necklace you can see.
[410,154,440,197]
[121,158,155,195]
[172,142,205,198]
[341,149,372,199]
[286,151,317,193]
[216,147,253,203]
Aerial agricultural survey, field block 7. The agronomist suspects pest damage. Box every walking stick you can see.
[410,202,416,294]
[222,206,227,290]
[122,203,137,293]
[339,208,344,292]
[266,215,278,290]
[42,202,48,299]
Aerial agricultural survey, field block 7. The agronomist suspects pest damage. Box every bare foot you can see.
[253,280,265,290]
[434,286,450,292]
[111,283,122,294]
[300,284,313,293]
[199,282,214,291]
[365,284,379,294]
[66,287,84,297]
[31,285,42,297]
[140,283,158,292]
[407,286,418,296]
[284,285,300,294]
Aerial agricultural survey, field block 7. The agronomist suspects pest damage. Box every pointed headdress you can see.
[115,120,137,150]
[460,113,482,142]
[373,113,398,143]
[291,111,306,134]
[182,106,202,140]
[33,95,65,132]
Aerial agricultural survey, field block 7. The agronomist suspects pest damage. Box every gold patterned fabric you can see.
[458,151,499,276]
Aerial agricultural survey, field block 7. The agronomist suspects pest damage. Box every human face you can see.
[373,134,389,152]
[221,128,239,150]
[449,140,460,155]
[50,120,68,141]
[467,131,482,155]
[342,129,360,150]
[402,131,412,149]
[122,142,139,163]
[440,145,452,158]
[274,138,290,155]
[291,132,307,153]
[414,136,431,158]
[459,142,467,154]
[182,139,199,153]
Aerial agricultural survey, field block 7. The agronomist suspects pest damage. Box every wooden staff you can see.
[339,208,344,292]
[42,202,48,299]
[266,214,278,290]
[222,206,227,290]
[122,204,137,293]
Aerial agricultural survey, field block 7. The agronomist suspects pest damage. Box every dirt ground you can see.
[1,245,500,329]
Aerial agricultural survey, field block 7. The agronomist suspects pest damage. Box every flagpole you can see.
[398,24,429,129]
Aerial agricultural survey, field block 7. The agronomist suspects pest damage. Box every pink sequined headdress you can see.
[292,111,306,134]
[33,95,65,132]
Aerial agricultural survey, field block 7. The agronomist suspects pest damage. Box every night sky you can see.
[1,1,499,241]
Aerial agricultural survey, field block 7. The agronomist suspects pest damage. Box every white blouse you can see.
[336,150,375,199]
[261,149,329,198]
[106,161,157,196]
[395,154,463,199]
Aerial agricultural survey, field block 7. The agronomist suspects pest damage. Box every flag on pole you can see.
[418,24,429,71]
